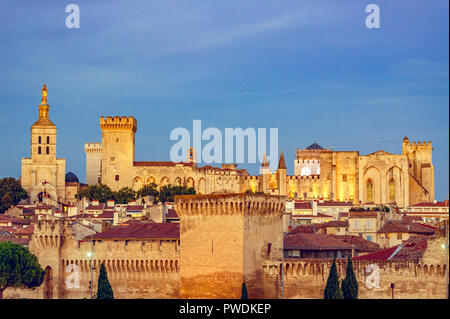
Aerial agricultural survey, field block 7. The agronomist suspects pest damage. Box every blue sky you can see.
[0,0,448,200]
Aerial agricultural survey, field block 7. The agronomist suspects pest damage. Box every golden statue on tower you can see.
[41,84,47,104]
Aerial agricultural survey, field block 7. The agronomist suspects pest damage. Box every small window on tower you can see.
[116,138,119,143]
[38,146,41,154]
[47,136,50,144]
[38,136,41,144]
[46,147,49,155]
[342,174,347,182]
[115,175,119,181]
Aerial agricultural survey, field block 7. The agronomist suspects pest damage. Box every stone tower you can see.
[84,143,102,185]
[402,136,435,204]
[21,85,66,204]
[28,219,69,299]
[100,116,137,191]
[175,193,284,299]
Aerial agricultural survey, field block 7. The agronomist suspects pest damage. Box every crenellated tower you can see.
[84,142,102,185]
[402,136,434,204]
[100,116,137,191]
[175,193,284,299]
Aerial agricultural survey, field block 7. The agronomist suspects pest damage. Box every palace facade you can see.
[86,116,434,208]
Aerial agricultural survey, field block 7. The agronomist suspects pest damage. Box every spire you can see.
[278,151,286,170]
[261,152,269,168]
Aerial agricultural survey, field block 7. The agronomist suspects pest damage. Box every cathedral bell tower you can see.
[21,85,66,204]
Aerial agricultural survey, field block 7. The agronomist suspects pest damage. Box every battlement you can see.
[402,137,433,150]
[84,143,102,152]
[61,257,179,274]
[407,141,432,147]
[174,193,285,217]
[31,220,68,248]
[100,116,137,132]
[263,258,447,279]
[287,175,320,181]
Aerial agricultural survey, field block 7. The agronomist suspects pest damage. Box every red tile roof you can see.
[294,202,312,210]
[289,224,323,234]
[329,235,380,252]
[126,205,145,212]
[284,233,354,250]
[166,209,179,218]
[85,203,106,211]
[0,215,31,225]
[402,215,423,223]
[353,237,428,262]
[88,222,179,240]
[317,201,353,207]
[378,221,435,234]
[410,201,449,207]
[35,205,54,210]
[320,221,349,228]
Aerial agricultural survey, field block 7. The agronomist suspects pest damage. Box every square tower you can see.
[100,116,137,191]
[21,85,66,204]
[175,193,284,299]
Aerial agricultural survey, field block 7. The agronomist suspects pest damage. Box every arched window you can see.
[301,166,311,176]
[46,146,49,155]
[367,179,373,202]
[38,136,41,144]
[47,136,50,144]
[38,146,41,154]
[389,178,395,202]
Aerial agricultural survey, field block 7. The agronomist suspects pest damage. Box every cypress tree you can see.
[324,259,343,299]
[97,262,114,299]
[341,256,358,299]
[241,282,248,299]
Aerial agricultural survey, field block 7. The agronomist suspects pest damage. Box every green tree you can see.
[0,177,28,214]
[96,262,114,299]
[0,241,45,298]
[137,183,159,202]
[75,184,114,203]
[114,187,136,204]
[324,259,343,299]
[241,282,248,299]
[158,185,196,203]
[341,256,358,299]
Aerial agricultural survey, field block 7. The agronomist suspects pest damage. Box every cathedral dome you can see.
[65,171,79,183]
[306,142,324,150]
